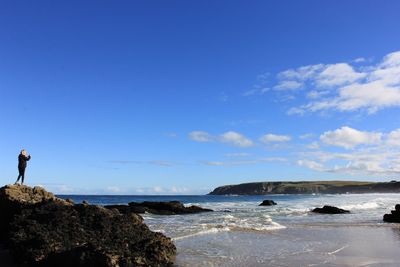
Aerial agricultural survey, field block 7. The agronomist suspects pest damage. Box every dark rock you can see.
[221,209,232,212]
[0,184,65,240]
[312,205,350,214]
[103,204,133,214]
[0,184,176,267]
[105,201,213,215]
[383,204,400,223]
[82,200,89,205]
[259,200,277,206]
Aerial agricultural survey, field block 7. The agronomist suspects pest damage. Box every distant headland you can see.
[208,181,400,195]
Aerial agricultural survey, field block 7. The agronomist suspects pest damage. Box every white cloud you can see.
[135,188,145,193]
[243,87,269,96]
[387,129,400,146]
[299,149,400,175]
[219,131,254,147]
[170,186,190,193]
[189,131,212,142]
[202,157,287,167]
[306,141,320,149]
[260,157,287,162]
[203,161,227,166]
[274,80,303,90]
[277,63,365,88]
[299,133,314,139]
[52,184,75,194]
[148,160,173,167]
[105,186,122,193]
[297,126,400,176]
[282,51,400,115]
[315,63,366,87]
[189,130,254,147]
[320,126,382,149]
[278,64,324,80]
[133,186,201,195]
[307,90,329,99]
[297,160,325,171]
[287,107,305,115]
[353,57,366,63]
[260,133,291,143]
[381,51,400,68]
[152,186,163,193]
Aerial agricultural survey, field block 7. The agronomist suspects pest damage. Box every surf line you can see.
[328,244,349,255]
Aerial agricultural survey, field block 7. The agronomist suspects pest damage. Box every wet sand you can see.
[175,225,400,267]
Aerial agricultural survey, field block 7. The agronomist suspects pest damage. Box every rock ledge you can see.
[105,201,213,215]
[0,184,176,267]
[383,204,400,223]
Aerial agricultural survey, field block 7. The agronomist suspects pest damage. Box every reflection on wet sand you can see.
[175,225,400,267]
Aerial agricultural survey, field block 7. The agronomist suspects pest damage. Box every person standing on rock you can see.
[15,149,31,185]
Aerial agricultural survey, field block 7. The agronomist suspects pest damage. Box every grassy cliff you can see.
[208,181,400,195]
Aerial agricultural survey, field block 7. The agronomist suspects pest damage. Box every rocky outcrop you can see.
[0,185,64,240]
[209,181,400,195]
[105,201,213,215]
[0,184,176,267]
[312,205,350,214]
[259,200,277,206]
[383,204,400,223]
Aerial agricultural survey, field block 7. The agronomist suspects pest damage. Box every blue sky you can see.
[1,1,400,194]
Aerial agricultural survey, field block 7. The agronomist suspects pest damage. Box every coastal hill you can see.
[208,181,400,195]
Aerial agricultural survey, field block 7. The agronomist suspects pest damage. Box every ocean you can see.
[58,193,400,267]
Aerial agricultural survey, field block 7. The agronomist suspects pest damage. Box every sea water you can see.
[59,194,400,267]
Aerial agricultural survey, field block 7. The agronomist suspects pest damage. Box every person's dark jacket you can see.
[18,154,31,169]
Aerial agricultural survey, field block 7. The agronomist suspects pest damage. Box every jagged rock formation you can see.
[259,200,277,206]
[0,184,176,267]
[383,204,400,223]
[105,201,213,215]
[209,181,400,195]
[312,205,350,214]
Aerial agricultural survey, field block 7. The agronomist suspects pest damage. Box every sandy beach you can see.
[175,225,400,267]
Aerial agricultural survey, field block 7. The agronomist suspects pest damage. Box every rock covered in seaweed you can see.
[312,205,350,214]
[0,184,176,267]
[383,204,400,223]
[105,201,213,215]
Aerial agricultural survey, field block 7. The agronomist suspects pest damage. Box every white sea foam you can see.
[141,193,400,243]
[172,227,231,241]
[340,202,380,211]
[217,213,286,231]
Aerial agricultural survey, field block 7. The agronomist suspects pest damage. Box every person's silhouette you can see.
[15,149,31,185]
